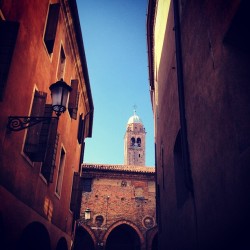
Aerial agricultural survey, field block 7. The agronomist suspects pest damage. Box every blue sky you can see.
[76,0,155,166]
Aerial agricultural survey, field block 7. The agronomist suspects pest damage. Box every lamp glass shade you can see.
[85,208,91,220]
[49,79,72,116]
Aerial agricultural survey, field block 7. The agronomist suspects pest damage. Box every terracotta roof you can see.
[82,163,155,174]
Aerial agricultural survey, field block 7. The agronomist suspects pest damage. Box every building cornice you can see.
[82,163,155,175]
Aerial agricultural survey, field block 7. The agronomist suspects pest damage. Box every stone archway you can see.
[73,225,96,250]
[19,221,51,250]
[146,226,158,250]
[104,221,144,250]
[56,237,68,250]
[151,233,158,250]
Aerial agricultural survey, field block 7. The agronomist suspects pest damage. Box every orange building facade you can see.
[0,1,93,249]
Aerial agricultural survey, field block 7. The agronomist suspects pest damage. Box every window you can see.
[70,172,82,230]
[40,115,59,183]
[55,147,66,195]
[70,172,80,212]
[131,137,135,146]
[0,20,19,100]
[95,215,104,227]
[24,91,47,161]
[82,178,92,192]
[44,3,60,54]
[68,79,79,119]
[23,91,59,182]
[57,46,66,80]
[137,138,141,147]
[77,114,85,144]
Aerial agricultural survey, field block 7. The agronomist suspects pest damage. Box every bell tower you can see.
[124,110,146,166]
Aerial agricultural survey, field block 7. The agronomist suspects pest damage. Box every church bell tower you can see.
[124,110,146,166]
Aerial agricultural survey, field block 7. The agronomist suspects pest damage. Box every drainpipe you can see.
[173,0,198,248]
[173,0,193,191]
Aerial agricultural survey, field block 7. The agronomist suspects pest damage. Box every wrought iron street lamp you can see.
[7,79,72,131]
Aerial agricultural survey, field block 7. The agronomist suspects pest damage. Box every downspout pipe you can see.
[173,0,193,193]
[173,1,198,248]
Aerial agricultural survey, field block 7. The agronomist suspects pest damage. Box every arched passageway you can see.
[106,224,140,250]
[56,237,68,250]
[73,226,95,250]
[19,221,51,250]
[151,233,158,250]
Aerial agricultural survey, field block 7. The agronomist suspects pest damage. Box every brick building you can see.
[73,112,157,250]
[0,1,93,249]
[147,0,250,249]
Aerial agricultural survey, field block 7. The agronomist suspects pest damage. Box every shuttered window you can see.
[24,91,47,161]
[70,172,80,212]
[41,117,59,183]
[44,3,60,54]
[68,79,79,120]
[23,91,59,182]
[84,112,93,138]
[55,147,65,194]
[77,114,85,144]
[0,20,19,100]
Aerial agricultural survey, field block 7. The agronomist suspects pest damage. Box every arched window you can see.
[131,137,135,146]
[137,138,141,147]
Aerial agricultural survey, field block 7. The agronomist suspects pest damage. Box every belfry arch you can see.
[103,220,144,250]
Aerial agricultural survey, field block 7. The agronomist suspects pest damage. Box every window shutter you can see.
[80,142,85,163]
[44,3,60,54]
[70,172,80,212]
[34,104,53,162]
[0,20,19,100]
[24,91,47,161]
[41,114,59,183]
[77,114,85,144]
[84,112,93,138]
[68,79,79,120]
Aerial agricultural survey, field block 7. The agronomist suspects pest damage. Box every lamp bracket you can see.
[7,116,58,132]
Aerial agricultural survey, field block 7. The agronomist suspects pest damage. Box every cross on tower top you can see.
[133,104,137,114]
